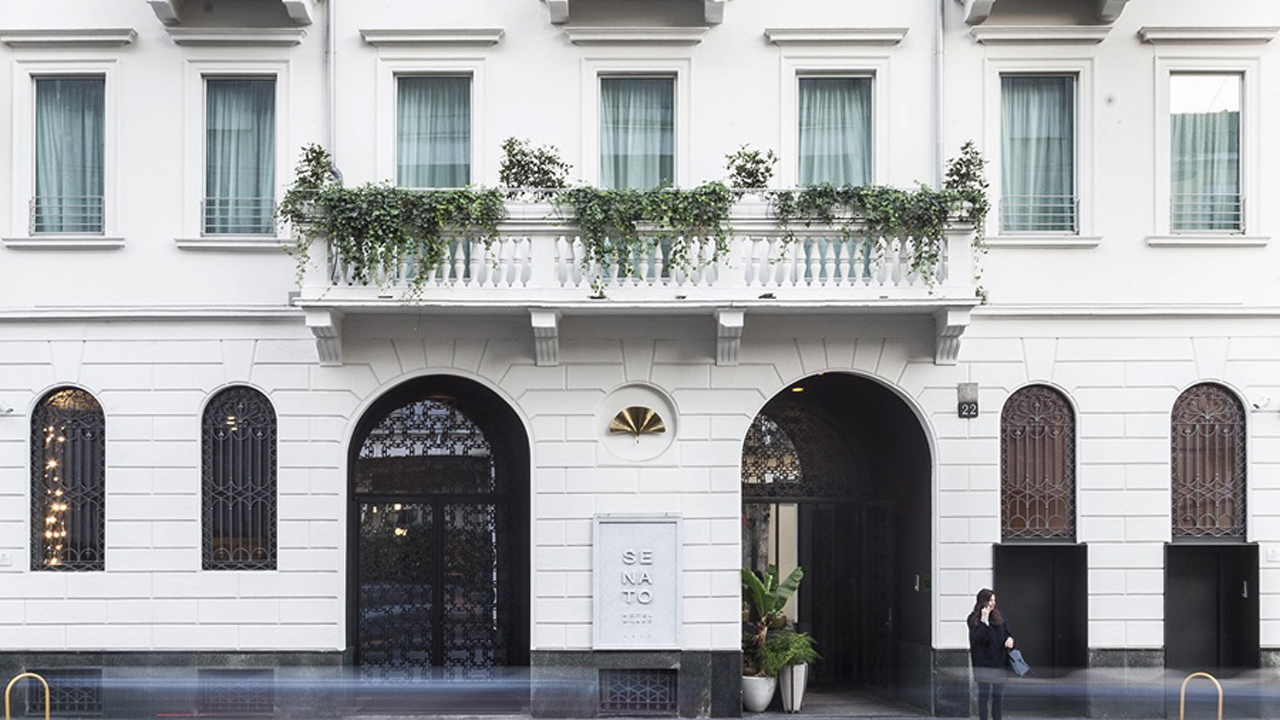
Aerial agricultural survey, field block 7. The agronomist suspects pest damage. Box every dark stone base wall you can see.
[1086,649,1166,719]
[931,648,972,717]
[531,650,741,718]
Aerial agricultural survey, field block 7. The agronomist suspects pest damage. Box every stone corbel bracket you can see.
[531,309,562,367]
[716,309,745,367]
[306,308,344,367]
[934,307,970,366]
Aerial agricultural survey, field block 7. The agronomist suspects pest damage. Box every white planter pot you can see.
[779,663,809,713]
[741,674,777,713]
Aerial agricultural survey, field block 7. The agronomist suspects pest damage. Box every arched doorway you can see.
[348,376,529,699]
[741,373,931,708]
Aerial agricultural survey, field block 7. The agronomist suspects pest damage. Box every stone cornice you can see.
[166,27,307,46]
[1138,26,1280,45]
[971,25,1111,44]
[563,27,709,46]
[1,28,137,47]
[360,28,505,47]
[765,27,908,47]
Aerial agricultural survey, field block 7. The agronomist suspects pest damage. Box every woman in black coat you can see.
[968,588,1014,720]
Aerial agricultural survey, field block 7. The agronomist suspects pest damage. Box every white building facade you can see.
[1,0,1278,717]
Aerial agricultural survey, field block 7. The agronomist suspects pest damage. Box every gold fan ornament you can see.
[609,406,666,437]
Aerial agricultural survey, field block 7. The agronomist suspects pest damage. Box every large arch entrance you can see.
[742,373,932,709]
[347,375,529,706]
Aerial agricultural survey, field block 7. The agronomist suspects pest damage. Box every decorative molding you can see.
[174,237,287,251]
[765,27,908,47]
[544,0,570,24]
[971,25,1112,44]
[147,0,182,26]
[715,309,745,367]
[1098,0,1130,23]
[305,309,343,367]
[961,0,999,26]
[933,307,970,366]
[1146,235,1270,248]
[360,28,505,47]
[563,27,709,46]
[530,309,561,367]
[149,0,313,26]
[984,236,1102,249]
[0,29,137,47]
[545,0,726,25]
[1,236,125,250]
[165,27,307,46]
[1138,27,1280,45]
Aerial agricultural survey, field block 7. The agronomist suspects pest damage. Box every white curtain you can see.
[1172,111,1240,231]
[600,78,674,190]
[798,77,872,187]
[398,76,471,188]
[206,78,275,234]
[1001,76,1075,232]
[35,77,104,233]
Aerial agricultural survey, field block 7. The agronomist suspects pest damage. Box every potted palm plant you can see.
[741,565,804,712]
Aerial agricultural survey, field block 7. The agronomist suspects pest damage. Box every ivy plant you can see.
[725,145,778,190]
[499,137,572,198]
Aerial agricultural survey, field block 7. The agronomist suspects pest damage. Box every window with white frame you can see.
[33,76,105,235]
[1170,73,1242,233]
[599,76,674,190]
[397,75,472,188]
[204,77,275,235]
[1000,75,1077,233]
[797,76,872,187]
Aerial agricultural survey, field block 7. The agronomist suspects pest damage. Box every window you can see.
[1170,73,1242,233]
[202,386,277,570]
[1000,75,1076,233]
[33,77,105,234]
[600,77,674,190]
[31,388,105,571]
[397,76,471,188]
[798,76,872,187]
[1171,383,1246,539]
[204,77,275,235]
[1000,385,1076,541]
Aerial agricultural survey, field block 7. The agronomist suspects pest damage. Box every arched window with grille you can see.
[203,386,277,570]
[31,387,106,571]
[1171,383,1246,539]
[1001,385,1076,541]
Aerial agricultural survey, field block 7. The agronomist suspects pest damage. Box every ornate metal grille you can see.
[197,669,275,715]
[24,669,102,716]
[357,400,496,494]
[31,388,105,571]
[202,386,277,570]
[598,670,677,716]
[1172,384,1246,539]
[1001,385,1076,540]
[742,406,858,500]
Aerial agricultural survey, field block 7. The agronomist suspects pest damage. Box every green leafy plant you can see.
[770,629,820,668]
[499,137,572,197]
[725,146,778,190]
[741,565,804,677]
[277,144,506,294]
[943,141,991,301]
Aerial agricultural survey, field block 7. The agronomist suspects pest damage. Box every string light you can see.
[43,413,70,569]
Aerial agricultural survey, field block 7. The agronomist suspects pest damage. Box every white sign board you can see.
[593,514,682,650]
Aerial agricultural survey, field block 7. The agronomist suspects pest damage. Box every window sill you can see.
[2,236,124,250]
[984,235,1101,249]
[175,236,285,251]
[1146,234,1269,247]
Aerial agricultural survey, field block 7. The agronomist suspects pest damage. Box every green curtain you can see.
[206,78,275,235]
[600,77,674,190]
[798,77,871,186]
[398,76,471,188]
[35,77,104,234]
[1001,76,1075,232]
[1172,111,1240,231]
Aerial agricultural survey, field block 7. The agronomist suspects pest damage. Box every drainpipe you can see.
[326,0,337,165]
[933,0,946,187]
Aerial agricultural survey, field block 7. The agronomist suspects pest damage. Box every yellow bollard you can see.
[5,673,50,720]
[1179,671,1223,720]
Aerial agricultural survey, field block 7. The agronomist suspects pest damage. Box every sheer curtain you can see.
[206,78,275,234]
[1171,74,1241,232]
[600,77,674,190]
[34,77,104,233]
[798,77,871,186]
[398,76,471,188]
[1001,76,1075,232]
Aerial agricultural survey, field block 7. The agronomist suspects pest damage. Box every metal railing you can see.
[202,197,275,236]
[29,195,104,234]
[999,194,1078,233]
[1172,193,1243,233]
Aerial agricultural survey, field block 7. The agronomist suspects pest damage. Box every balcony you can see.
[295,198,979,368]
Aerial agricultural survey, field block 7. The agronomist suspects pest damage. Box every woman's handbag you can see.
[1008,649,1032,677]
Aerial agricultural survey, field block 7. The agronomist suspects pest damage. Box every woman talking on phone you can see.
[968,588,1014,720]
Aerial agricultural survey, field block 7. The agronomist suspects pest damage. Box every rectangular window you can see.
[204,77,275,235]
[397,76,472,188]
[1171,73,1242,233]
[798,76,872,187]
[1001,75,1076,233]
[34,77,105,234]
[600,77,674,190]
